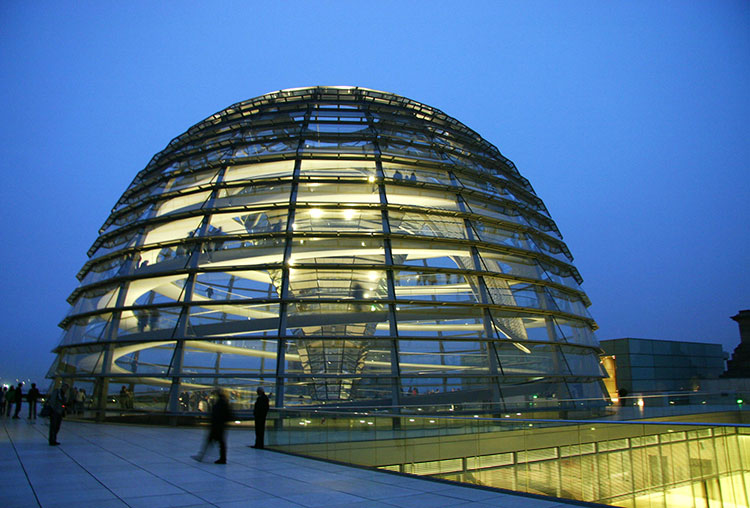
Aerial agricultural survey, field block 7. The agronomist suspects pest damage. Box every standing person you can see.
[194,389,232,464]
[76,388,86,415]
[47,383,68,446]
[13,382,23,419]
[5,385,15,417]
[251,387,269,449]
[27,383,41,420]
[119,386,128,410]
[0,386,6,416]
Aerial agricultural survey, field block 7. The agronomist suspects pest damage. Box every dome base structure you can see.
[49,86,607,415]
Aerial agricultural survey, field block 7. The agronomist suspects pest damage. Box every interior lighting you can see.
[637,398,645,407]
[234,420,241,424]
[738,399,744,405]
[409,418,415,422]
[49,86,608,416]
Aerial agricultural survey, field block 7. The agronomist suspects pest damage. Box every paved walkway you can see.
[1,418,597,508]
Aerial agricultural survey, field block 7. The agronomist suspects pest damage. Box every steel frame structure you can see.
[49,86,606,413]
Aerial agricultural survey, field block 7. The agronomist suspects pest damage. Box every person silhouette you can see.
[195,389,233,464]
[251,388,269,449]
[27,383,40,420]
[47,383,68,445]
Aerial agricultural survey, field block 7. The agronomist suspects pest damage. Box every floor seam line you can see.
[2,421,43,508]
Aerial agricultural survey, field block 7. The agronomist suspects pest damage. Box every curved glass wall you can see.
[49,86,606,413]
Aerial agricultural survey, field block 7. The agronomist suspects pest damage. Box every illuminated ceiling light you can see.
[343,209,356,220]
[368,271,377,281]
[310,208,324,218]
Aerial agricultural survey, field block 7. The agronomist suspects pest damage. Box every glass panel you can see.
[291,208,382,233]
[178,339,278,377]
[60,314,111,346]
[399,340,489,374]
[464,195,527,226]
[231,139,298,158]
[193,270,281,301]
[163,167,220,193]
[379,137,442,161]
[381,163,455,187]
[554,318,597,346]
[298,159,376,179]
[69,285,120,315]
[141,216,204,247]
[208,209,286,235]
[124,274,190,306]
[286,302,390,337]
[391,238,474,269]
[284,338,392,376]
[297,182,380,204]
[57,348,106,375]
[111,342,176,376]
[494,342,570,376]
[91,228,140,259]
[306,122,372,135]
[214,182,291,208]
[471,220,528,248]
[289,237,385,265]
[398,375,472,395]
[102,202,156,234]
[133,244,193,275]
[454,171,508,199]
[301,137,375,154]
[282,376,394,405]
[478,249,540,279]
[395,303,486,338]
[196,236,285,268]
[153,190,210,218]
[389,211,468,239]
[385,184,458,210]
[223,161,294,182]
[288,268,387,301]
[393,270,479,303]
[118,305,181,339]
[80,255,132,286]
[186,302,280,338]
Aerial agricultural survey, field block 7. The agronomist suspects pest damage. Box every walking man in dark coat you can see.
[196,389,232,464]
[251,387,269,449]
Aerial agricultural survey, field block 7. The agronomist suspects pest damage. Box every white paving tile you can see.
[1,418,594,508]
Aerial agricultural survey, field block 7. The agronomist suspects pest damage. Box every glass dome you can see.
[49,86,606,413]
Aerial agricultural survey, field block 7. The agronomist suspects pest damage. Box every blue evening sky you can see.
[0,1,747,386]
